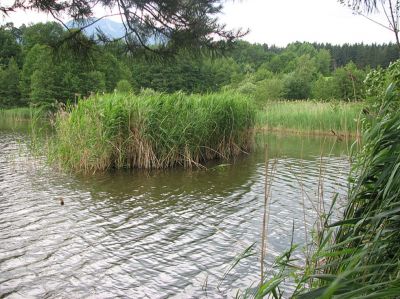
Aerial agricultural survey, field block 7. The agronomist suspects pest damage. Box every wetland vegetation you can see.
[1,0,400,297]
[48,91,255,172]
[256,101,362,136]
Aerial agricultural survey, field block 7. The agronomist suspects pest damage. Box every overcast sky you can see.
[0,0,395,46]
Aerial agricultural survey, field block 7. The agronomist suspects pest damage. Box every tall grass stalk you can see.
[48,91,255,172]
[260,145,278,284]
[256,101,362,136]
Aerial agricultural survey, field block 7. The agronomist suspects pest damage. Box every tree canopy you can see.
[1,21,399,108]
[1,0,247,54]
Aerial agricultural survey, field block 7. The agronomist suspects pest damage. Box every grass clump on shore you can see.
[256,100,362,136]
[49,91,255,172]
[0,107,36,121]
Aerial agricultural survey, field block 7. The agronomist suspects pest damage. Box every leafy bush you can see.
[282,72,312,99]
[311,76,338,100]
[255,78,284,102]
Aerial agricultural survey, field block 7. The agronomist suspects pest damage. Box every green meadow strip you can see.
[0,107,36,121]
[256,100,362,136]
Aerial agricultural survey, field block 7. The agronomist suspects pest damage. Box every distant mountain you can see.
[66,18,125,39]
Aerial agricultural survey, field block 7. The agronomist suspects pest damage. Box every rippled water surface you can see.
[0,125,351,298]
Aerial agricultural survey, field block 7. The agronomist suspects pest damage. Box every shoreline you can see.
[255,125,361,139]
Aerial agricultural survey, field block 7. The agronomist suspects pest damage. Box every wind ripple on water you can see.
[0,132,350,298]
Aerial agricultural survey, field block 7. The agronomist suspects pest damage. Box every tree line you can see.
[0,21,399,108]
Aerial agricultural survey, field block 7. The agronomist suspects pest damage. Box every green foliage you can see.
[266,51,296,73]
[21,22,64,52]
[228,41,273,69]
[0,25,21,67]
[255,78,284,102]
[0,21,395,108]
[315,49,332,75]
[300,71,400,298]
[283,72,312,100]
[331,62,366,100]
[253,63,274,82]
[313,42,399,69]
[16,30,130,107]
[0,58,21,107]
[20,44,51,101]
[280,54,319,100]
[130,52,239,93]
[236,80,257,96]
[30,59,57,108]
[48,91,256,172]
[251,61,400,298]
[95,52,130,92]
[311,76,338,100]
[364,59,400,106]
[84,71,106,94]
[116,79,132,93]
[257,100,361,133]
[0,107,35,121]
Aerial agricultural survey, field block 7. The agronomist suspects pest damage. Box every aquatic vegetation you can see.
[308,83,400,298]
[0,107,35,121]
[246,68,400,299]
[256,100,362,135]
[48,91,255,172]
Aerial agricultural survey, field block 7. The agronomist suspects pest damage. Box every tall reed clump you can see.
[49,91,255,172]
[293,84,400,298]
[247,63,400,298]
[256,100,362,136]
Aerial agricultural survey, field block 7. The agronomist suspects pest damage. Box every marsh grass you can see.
[256,101,362,136]
[246,86,400,298]
[307,84,400,298]
[0,107,35,121]
[48,91,256,172]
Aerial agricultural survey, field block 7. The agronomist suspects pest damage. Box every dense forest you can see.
[0,21,399,108]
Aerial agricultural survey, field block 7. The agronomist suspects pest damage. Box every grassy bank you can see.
[256,100,363,136]
[0,107,35,121]
[48,91,255,172]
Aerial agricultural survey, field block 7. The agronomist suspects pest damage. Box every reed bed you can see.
[310,85,400,298]
[49,91,255,172]
[256,101,362,136]
[0,107,35,121]
[247,88,400,298]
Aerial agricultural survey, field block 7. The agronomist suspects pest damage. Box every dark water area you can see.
[0,124,351,298]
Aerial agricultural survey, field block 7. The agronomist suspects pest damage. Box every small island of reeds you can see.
[48,91,256,172]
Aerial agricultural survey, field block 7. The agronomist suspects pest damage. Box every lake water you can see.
[0,123,351,298]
